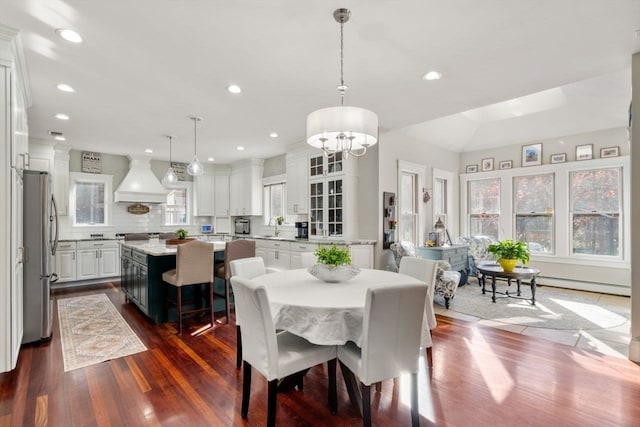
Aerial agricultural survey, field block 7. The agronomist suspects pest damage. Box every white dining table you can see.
[252,268,430,347]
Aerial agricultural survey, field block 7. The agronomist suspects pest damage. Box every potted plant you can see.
[176,228,188,240]
[167,228,194,245]
[308,245,360,282]
[487,239,530,272]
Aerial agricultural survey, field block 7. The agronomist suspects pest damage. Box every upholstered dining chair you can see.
[230,257,270,368]
[300,252,317,268]
[159,232,177,240]
[337,283,428,427]
[230,276,337,427]
[214,239,256,323]
[398,257,438,367]
[161,240,214,335]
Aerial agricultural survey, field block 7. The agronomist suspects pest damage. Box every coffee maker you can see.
[295,221,309,239]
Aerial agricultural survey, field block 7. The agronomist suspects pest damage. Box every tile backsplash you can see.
[58,203,211,240]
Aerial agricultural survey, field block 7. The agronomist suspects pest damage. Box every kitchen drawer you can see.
[289,242,318,252]
[121,246,132,258]
[263,240,290,250]
[77,240,119,249]
[132,250,147,264]
[57,241,76,251]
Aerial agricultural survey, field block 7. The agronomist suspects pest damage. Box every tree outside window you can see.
[514,174,554,253]
[165,188,187,226]
[263,182,286,225]
[570,168,621,256]
[468,178,500,240]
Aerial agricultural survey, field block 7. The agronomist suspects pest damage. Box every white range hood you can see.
[114,156,168,204]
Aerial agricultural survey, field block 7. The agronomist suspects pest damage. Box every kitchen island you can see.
[120,240,225,324]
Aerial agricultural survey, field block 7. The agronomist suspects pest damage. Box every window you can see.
[165,188,188,226]
[570,167,621,256]
[399,171,418,245]
[468,178,500,240]
[433,177,447,226]
[70,173,112,226]
[263,181,286,225]
[514,174,554,253]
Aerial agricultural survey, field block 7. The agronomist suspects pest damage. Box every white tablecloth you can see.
[253,268,429,347]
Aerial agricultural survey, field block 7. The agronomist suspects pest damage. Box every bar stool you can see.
[162,240,214,335]
[214,239,256,323]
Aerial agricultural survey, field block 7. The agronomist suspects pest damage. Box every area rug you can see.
[58,293,147,372]
[445,283,629,330]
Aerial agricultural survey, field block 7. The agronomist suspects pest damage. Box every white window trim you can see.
[262,174,286,225]
[460,156,630,268]
[164,181,192,226]
[69,172,113,227]
[397,160,426,245]
[433,168,457,238]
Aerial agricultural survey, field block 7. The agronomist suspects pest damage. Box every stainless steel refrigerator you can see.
[22,170,59,344]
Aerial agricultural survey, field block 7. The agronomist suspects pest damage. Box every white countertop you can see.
[120,240,226,256]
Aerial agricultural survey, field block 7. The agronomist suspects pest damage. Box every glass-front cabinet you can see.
[308,152,356,240]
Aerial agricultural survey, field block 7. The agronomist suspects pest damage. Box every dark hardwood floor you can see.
[1,282,639,427]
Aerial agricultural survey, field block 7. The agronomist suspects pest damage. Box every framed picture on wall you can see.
[481,158,494,171]
[550,153,566,164]
[522,143,542,167]
[499,160,512,170]
[600,146,619,158]
[466,164,478,173]
[576,144,593,161]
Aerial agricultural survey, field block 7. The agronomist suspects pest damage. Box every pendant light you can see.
[187,115,204,176]
[163,135,178,184]
[306,8,378,158]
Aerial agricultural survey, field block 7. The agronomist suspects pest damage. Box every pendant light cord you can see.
[193,118,198,155]
[339,19,345,107]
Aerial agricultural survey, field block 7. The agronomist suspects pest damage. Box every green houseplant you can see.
[487,239,530,272]
[176,228,188,240]
[309,246,360,283]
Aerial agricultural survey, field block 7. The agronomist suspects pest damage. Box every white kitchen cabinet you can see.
[53,146,70,216]
[75,240,120,280]
[194,173,214,216]
[289,242,318,269]
[54,241,77,283]
[308,153,358,241]
[286,154,308,215]
[265,240,290,271]
[214,173,230,216]
[1,32,30,373]
[229,159,264,216]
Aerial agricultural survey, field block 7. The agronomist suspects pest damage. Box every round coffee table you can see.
[476,263,540,305]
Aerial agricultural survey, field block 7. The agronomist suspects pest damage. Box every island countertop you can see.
[120,239,226,256]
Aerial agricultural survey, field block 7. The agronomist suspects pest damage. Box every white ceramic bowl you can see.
[307,264,361,283]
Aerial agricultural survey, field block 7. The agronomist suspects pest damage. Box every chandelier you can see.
[306,8,378,158]
[163,134,178,184]
[187,115,204,176]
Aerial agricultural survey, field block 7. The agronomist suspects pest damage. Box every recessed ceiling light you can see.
[57,83,75,93]
[145,148,153,153]
[55,28,83,43]
[236,146,245,151]
[54,135,66,141]
[422,71,442,81]
[269,132,278,138]
[207,157,215,162]
[55,113,69,120]
[227,84,242,94]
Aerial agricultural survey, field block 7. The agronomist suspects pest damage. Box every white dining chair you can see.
[230,257,270,368]
[300,252,317,268]
[398,256,438,367]
[230,276,337,426]
[337,283,428,427]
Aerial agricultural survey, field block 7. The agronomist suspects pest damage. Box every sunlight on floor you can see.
[465,328,515,404]
[551,298,627,328]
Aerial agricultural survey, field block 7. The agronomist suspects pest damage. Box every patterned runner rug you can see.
[58,293,147,372]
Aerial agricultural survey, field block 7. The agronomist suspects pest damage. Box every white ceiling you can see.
[3,0,639,164]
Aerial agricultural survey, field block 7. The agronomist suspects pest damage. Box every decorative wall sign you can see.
[127,203,150,215]
[81,151,102,173]
[499,160,513,169]
[600,146,619,158]
[576,144,593,161]
[171,162,187,181]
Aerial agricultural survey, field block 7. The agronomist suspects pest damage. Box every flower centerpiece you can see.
[307,245,361,283]
[487,239,530,272]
